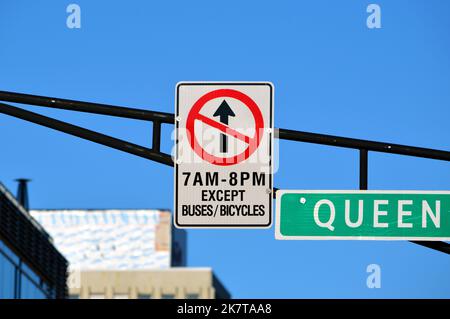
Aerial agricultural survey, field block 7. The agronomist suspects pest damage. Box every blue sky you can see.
[1,0,449,298]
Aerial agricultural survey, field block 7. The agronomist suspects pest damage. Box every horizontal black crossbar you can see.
[277,128,450,162]
[0,91,174,124]
[410,241,450,254]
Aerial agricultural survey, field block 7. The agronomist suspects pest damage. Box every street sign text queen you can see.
[276,190,450,240]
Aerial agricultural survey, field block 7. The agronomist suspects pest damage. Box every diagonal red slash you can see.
[196,113,251,144]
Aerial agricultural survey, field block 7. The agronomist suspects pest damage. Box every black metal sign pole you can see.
[0,102,172,166]
[0,91,174,123]
[356,147,450,254]
[0,90,449,254]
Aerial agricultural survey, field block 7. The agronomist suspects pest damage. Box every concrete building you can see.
[68,268,229,299]
[30,209,230,299]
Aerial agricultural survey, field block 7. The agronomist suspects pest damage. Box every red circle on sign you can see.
[186,89,264,166]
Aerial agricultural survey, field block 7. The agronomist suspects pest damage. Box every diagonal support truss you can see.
[0,90,449,255]
[0,102,172,166]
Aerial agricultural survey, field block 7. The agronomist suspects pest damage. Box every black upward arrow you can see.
[213,100,235,153]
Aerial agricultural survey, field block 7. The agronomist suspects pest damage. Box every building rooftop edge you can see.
[0,182,52,240]
[69,267,213,272]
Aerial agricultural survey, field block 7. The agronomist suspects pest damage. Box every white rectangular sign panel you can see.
[174,82,273,228]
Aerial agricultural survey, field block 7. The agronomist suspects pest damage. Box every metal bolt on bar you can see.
[0,90,449,255]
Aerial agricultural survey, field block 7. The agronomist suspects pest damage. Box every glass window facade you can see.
[0,239,56,299]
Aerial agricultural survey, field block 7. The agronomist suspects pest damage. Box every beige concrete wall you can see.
[69,268,217,299]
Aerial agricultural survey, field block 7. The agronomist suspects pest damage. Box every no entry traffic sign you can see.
[175,82,273,228]
[186,89,264,166]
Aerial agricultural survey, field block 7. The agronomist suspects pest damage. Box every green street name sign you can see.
[276,190,450,240]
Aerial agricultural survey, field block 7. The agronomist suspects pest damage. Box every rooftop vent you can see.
[15,178,31,210]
